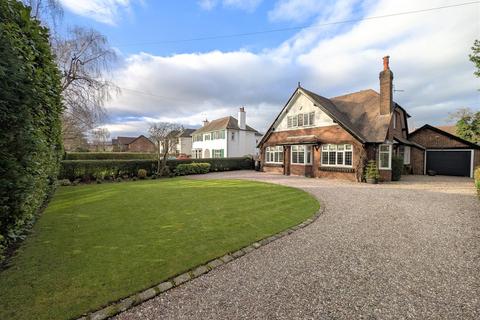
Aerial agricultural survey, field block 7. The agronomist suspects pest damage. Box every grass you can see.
[0,178,319,320]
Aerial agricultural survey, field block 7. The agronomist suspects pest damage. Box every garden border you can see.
[77,203,326,320]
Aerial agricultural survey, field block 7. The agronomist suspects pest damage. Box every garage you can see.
[409,125,479,178]
[426,150,472,177]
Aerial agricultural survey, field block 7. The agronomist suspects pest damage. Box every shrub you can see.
[58,157,253,181]
[65,152,156,160]
[59,179,72,186]
[365,160,380,181]
[175,163,211,176]
[391,156,403,181]
[137,169,147,179]
[0,1,63,258]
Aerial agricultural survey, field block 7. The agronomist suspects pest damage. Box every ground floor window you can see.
[266,146,283,163]
[379,144,392,169]
[291,145,312,165]
[192,149,202,159]
[398,145,410,165]
[212,149,225,158]
[321,144,353,167]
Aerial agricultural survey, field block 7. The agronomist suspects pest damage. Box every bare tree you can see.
[56,27,118,147]
[149,123,183,176]
[22,1,119,151]
[91,128,111,151]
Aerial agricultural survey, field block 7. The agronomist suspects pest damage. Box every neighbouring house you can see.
[435,125,458,136]
[409,124,479,177]
[174,128,196,156]
[112,135,155,152]
[258,56,429,182]
[191,108,262,158]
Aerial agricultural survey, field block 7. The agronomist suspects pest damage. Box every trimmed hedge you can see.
[65,152,156,160]
[391,156,403,181]
[0,1,63,258]
[59,157,254,181]
[175,163,211,175]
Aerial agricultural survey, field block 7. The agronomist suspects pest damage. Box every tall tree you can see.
[449,108,480,144]
[469,39,480,78]
[149,123,182,176]
[22,0,118,151]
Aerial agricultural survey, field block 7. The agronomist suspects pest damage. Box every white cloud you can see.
[106,0,480,138]
[59,0,134,25]
[198,0,262,12]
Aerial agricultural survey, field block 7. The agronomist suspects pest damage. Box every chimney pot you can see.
[383,55,390,71]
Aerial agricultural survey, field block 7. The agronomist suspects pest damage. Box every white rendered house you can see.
[174,129,195,156]
[191,108,262,158]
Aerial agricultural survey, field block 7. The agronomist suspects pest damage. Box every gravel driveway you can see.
[115,172,479,320]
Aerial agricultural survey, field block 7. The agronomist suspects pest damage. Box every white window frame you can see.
[204,133,211,140]
[192,149,202,159]
[265,146,284,164]
[320,144,353,167]
[379,144,392,170]
[286,112,315,129]
[212,149,224,158]
[291,145,312,165]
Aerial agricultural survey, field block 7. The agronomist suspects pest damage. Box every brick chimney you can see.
[238,107,246,130]
[379,56,393,115]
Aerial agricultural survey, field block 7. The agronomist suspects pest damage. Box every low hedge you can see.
[175,163,211,175]
[59,157,254,181]
[65,152,156,160]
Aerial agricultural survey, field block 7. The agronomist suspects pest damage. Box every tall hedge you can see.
[0,1,63,257]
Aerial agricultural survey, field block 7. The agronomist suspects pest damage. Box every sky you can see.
[56,0,480,138]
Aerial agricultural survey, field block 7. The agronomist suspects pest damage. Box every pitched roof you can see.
[113,136,137,145]
[409,124,480,149]
[192,116,259,135]
[259,86,412,147]
[176,128,196,138]
[328,89,393,143]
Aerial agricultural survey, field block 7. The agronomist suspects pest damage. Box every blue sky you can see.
[56,0,480,137]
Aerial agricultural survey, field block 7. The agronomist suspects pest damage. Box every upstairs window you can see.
[193,134,203,142]
[287,112,315,128]
[291,145,312,165]
[321,144,353,167]
[266,146,283,164]
[212,130,225,139]
[204,133,211,140]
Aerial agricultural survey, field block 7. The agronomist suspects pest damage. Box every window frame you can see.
[320,144,353,168]
[265,146,284,164]
[379,144,392,170]
[291,145,312,165]
[286,111,315,129]
[212,149,224,158]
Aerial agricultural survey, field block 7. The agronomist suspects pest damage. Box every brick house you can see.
[112,135,155,152]
[258,56,427,181]
[409,125,479,177]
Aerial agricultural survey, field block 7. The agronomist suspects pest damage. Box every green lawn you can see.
[0,178,319,320]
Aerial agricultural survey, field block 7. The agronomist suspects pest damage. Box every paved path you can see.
[116,172,480,320]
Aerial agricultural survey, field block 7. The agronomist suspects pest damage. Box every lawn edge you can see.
[77,201,325,320]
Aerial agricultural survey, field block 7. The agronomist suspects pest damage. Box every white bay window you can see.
[266,146,283,164]
[321,144,353,167]
[291,145,312,165]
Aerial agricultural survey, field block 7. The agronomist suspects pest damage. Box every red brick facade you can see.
[127,136,155,152]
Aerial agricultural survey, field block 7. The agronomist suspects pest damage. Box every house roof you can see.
[192,116,260,135]
[409,124,480,149]
[176,128,196,138]
[259,87,405,147]
[113,136,137,145]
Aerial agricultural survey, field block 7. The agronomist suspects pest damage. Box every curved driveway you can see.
[116,172,479,320]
